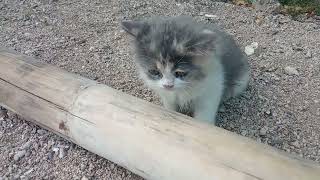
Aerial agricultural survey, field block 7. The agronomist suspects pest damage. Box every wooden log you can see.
[0,48,319,180]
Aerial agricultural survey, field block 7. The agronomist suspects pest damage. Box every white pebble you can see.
[245,42,259,56]
[306,50,312,58]
[52,147,59,152]
[291,141,300,148]
[245,46,255,56]
[24,168,34,175]
[204,14,219,19]
[81,176,89,180]
[284,66,299,76]
[251,42,258,49]
[21,141,32,150]
[259,127,268,136]
[14,150,27,161]
[59,148,65,158]
[37,129,46,135]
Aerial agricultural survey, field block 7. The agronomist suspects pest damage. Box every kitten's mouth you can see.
[162,86,175,91]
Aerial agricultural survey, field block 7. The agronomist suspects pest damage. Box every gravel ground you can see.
[1,0,320,179]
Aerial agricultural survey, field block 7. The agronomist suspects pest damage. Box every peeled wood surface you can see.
[0,48,320,180]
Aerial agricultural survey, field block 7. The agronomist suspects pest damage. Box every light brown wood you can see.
[0,48,319,180]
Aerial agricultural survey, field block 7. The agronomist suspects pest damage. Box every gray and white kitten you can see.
[121,16,250,124]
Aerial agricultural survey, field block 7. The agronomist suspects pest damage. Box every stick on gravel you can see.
[0,48,319,180]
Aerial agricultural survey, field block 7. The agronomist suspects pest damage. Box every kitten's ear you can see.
[187,29,217,56]
[121,20,145,37]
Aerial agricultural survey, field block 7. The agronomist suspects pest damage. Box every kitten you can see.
[121,16,250,124]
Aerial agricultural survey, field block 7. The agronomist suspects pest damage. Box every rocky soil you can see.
[0,0,320,179]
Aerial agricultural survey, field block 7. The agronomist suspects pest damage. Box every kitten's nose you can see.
[163,84,174,89]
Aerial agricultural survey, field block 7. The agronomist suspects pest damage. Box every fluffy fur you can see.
[121,16,250,124]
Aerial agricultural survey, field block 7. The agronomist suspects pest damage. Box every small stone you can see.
[284,66,299,76]
[272,137,284,145]
[271,29,279,35]
[89,46,95,51]
[255,16,264,25]
[259,126,268,136]
[47,151,54,160]
[245,46,254,56]
[291,141,300,148]
[305,50,312,58]
[59,148,65,158]
[48,140,55,148]
[24,50,34,54]
[21,141,32,150]
[24,168,33,175]
[52,147,59,153]
[265,109,271,115]
[110,163,115,170]
[78,39,87,44]
[245,42,259,56]
[250,42,258,49]
[14,150,27,161]
[293,46,303,51]
[80,164,86,170]
[81,176,89,180]
[33,143,39,151]
[204,14,219,19]
[37,129,46,135]
[241,130,248,136]
[58,39,65,43]
[9,152,15,159]
[272,74,280,81]
[88,163,94,171]
[0,109,7,120]
[8,166,13,173]
[25,151,31,157]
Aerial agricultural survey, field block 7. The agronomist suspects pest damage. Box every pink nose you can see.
[163,84,174,89]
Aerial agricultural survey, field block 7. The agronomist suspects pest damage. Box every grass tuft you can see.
[278,0,320,16]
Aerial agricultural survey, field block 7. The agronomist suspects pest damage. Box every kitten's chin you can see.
[161,87,175,91]
[156,86,175,92]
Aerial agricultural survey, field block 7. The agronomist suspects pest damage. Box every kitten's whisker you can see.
[185,41,207,49]
[175,54,186,65]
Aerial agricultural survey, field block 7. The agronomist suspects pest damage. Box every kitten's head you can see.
[121,16,217,92]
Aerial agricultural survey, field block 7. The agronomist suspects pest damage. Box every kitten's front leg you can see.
[194,94,222,124]
[160,95,176,112]
[162,100,176,111]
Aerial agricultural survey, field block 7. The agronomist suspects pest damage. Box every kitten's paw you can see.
[162,102,176,111]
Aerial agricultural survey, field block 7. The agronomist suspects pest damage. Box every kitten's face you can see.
[138,52,205,91]
[122,17,216,91]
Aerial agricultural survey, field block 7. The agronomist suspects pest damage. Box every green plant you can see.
[279,0,320,16]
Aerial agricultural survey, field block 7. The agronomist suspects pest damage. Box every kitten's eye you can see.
[175,71,188,78]
[149,69,162,77]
